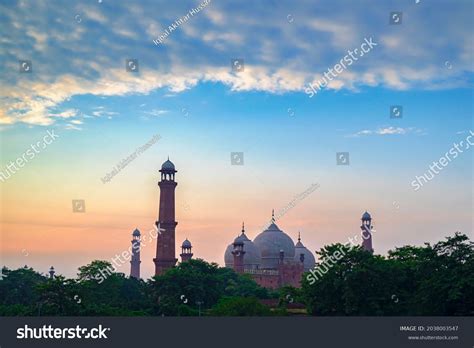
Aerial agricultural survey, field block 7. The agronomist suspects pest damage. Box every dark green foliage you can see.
[210,297,272,316]
[0,233,472,316]
[301,232,474,316]
[0,258,268,316]
[148,258,269,316]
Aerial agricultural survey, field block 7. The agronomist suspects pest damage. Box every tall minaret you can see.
[154,158,178,275]
[232,223,246,274]
[360,211,374,253]
[130,228,141,279]
[180,239,193,262]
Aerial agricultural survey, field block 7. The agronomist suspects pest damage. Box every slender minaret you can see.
[360,211,374,253]
[48,266,55,279]
[232,224,246,274]
[180,239,193,262]
[154,158,178,275]
[130,228,141,279]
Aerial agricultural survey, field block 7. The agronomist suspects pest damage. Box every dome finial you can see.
[242,221,245,233]
[271,209,275,223]
[298,231,301,242]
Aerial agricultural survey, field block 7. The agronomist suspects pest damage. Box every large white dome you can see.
[253,222,295,269]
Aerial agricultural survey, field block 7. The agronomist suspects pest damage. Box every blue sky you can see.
[0,0,473,277]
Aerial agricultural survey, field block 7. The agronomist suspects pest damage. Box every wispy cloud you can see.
[92,108,118,117]
[144,109,169,117]
[349,127,424,137]
[49,109,79,118]
[65,123,82,131]
[377,127,408,135]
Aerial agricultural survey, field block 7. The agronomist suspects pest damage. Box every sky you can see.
[0,0,473,279]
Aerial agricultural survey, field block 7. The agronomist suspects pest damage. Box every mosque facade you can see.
[129,158,375,289]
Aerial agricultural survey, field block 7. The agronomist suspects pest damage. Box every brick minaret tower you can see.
[130,228,141,278]
[180,239,193,262]
[154,158,178,275]
[232,223,246,274]
[360,211,374,253]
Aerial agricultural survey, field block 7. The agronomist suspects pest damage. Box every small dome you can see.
[132,228,141,236]
[225,230,261,269]
[362,211,371,220]
[182,239,192,248]
[294,235,316,271]
[161,158,176,171]
[233,234,244,244]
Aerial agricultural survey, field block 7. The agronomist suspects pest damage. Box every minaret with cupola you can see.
[232,222,246,274]
[360,211,374,253]
[180,239,193,262]
[130,228,141,278]
[48,266,55,279]
[154,158,179,275]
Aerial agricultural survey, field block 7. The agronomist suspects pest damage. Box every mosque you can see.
[128,158,375,289]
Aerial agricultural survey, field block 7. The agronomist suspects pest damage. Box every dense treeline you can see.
[301,232,474,316]
[0,233,472,316]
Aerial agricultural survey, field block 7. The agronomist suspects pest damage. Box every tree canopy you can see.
[301,232,474,316]
[1,233,472,316]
